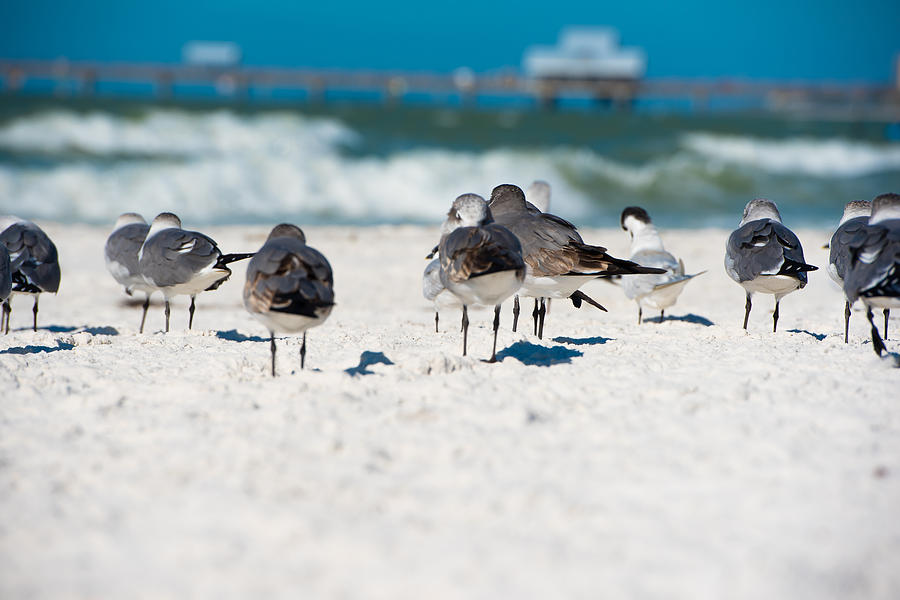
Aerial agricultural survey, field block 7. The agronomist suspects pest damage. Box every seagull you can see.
[724,199,817,332]
[422,257,461,333]
[525,180,552,213]
[0,216,61,333]
[438,193,525,362]
[826,200,872,343]
[842,193,900,356]
[244,224,334,376]
[488,184,663,338]
[620,206,705,324]
[138,213,254,332]
[105,213,155,333]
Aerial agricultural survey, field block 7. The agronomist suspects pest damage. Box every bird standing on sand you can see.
[0,216,61,333]
[105,213,154,333]
[244,224,334,376]
[620,206,705,324]
[826,200,872,343]
[724,199,817,332]
[842,193,900,357]
[422,257,460,333]
[138,212,254,332]
[438,194,525,362]
[488,184,662,338]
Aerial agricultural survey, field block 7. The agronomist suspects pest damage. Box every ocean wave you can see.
[681,133,900,177]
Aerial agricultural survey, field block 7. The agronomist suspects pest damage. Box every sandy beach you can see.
[1,222,898,599]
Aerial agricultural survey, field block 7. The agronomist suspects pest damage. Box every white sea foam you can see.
[682,133,900,177]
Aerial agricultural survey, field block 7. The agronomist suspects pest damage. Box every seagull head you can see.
[838,200,871,225]
[147,212,183,238]
[266,223,306,243]
[870,193,900,224]
[442,194,492,234]
[620,206,652,235]
[740,199,782,225]
[488,184,527,213]
[113,212,147,230]
[525,180,551,213]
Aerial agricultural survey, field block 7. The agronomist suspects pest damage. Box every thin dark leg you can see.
[844,300,851,344]
[884,309,890,340]
[32,296,39,332]
[867,306,887,356]
[488,304,501,363]
[2,300,9,334]
[188,296,196,330]
[743,293,752,330]
[532,299,539,335]
[140,295,150,334]
[638,306,642,325]
[164,300,170,333]
[270,332,277,377]
[435,311,439,333]
[512,295,520,332]
[300,331,307,369]
[773,300,780,333]
[660,309,665,323]
[461,305,469,356]
[537,298,546,340]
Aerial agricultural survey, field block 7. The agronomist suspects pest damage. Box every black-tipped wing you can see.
[0,222,61,293]
[141,229,224,287]
[829,217,867,282]
[244,239,334,318]
[439,224,524,284]
[843,221,900,303]
[726,219,814,284]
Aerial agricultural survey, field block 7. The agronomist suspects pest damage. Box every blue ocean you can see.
[1,97,898,228]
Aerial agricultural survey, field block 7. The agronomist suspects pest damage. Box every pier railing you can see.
[2,58,898,118]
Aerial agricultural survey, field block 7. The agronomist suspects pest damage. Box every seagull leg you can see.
[2,300,9,334]
[188,295,196,330]
[868,306,887,356]
[32,296,39,332]
[461,305,469,357]
[140,294,150,334]
[773,300,780,333]
[435,311,439,333]
[512,295,520,332]
[488,304,501,363]
[164,300,170,333]
[660,309,665,323]
[843,300,851,344]
[300,331,307,370]
[743,293,751,330]
[270,331,277,377]
[537,298,546,340]
[884,309,890,340]
[638,306,642,325]
[532,299,539,335]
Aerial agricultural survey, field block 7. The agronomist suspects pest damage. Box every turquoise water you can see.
[1,97,898,228]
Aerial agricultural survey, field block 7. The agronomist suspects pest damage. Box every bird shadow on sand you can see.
[345,351,395,376]
[643,313,715,327]
[787,329,827,341]
[42,325,119,336]
[496,341,582,366]
[216,329,269,343]
[0,340,75,355]
[552,335,613,346]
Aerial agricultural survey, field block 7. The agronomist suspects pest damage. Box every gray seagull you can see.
[725,199,817,332]
[842,193,900,356]
[105,212,154,333]
[244,224,334,376]
[488,184,662,338]
[0,246,11,308]
[438,193,525,362]
[0,216,61,333]
[620,206,705,324]
[826,200,872,343]
[138,213,254,332]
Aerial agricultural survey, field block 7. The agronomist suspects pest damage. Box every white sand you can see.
[1,223,898,599]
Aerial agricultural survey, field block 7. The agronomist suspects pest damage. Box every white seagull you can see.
[620,206,705,323]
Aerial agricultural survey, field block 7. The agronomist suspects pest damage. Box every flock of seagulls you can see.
[0,188,897,375]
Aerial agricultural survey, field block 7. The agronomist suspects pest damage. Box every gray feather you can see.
[140,228,224,287]
[0,221,61,293]
[725,219,811,285]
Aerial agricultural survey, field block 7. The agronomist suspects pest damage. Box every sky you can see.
[2,0,900,82]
